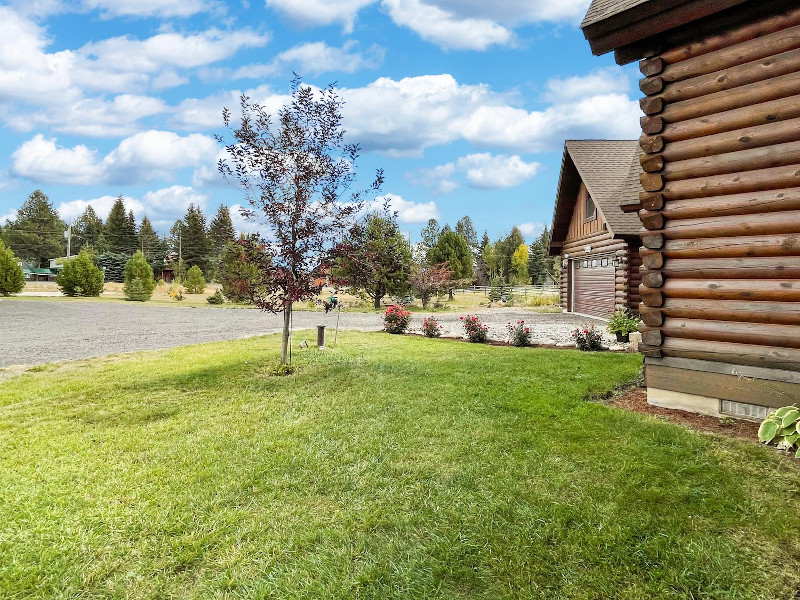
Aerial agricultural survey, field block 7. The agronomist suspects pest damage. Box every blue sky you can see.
[0,0,641,243]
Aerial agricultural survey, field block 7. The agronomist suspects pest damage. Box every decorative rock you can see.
[556,342,574,348]
[628,332,642,352]
[608,345,625,352]
[541,338,557,346]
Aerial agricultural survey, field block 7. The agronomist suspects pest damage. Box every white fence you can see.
[456,285,560,297]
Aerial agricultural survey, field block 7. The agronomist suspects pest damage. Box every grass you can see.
[1,334,799,599]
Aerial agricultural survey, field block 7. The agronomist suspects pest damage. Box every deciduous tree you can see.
[511,243,529,284]
[218,77,383,364]
[410,260,450,308]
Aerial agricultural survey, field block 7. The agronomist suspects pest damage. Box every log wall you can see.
[636,6,800,369]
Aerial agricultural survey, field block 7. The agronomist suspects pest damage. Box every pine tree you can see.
[427,229,473,300]
[181,204,211,275]
[55,249,104,297]
[184,265,206,294]
[138,217,160,262]
[499,227,524,282]
[73,205,105,252]
[208,205,236,256]
[420,218,440,252]
[105,196,130,254]
[455,216,478,253]
[0,239,25,295]
[3,190,66,267]
[126,209,138,254]
[123,251,156,301]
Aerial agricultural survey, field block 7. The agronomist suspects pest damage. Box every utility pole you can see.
[179,234,182,262]
[65,223,72,258]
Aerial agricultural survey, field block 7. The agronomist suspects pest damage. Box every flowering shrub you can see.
[384,305,412,334]
[461,315,489,343]
[507,320,532,347]
[571,323,604,351]
[421,316,443,338]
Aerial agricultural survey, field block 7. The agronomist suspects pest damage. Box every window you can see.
[591,259,598,267]
[585,195,597,222]
[582,260,588,268]
[601,258,609,267]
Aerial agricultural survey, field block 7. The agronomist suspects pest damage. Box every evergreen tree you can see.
[73,205,105,253]
[184,265,206,294]
[123,251,156,301]
[126,209,138,253]
[455,216,478,253]
[181,204,211,275]
[96,253,128,283]
[476,230,491,285]
[105,196,130,254]
[427,229,473,300]
[334,212,412,309]
[0,239,25,296]
[528,226,554,285]
[218,240,260,303]
[55,249,104,297]
[208,204,236,256]
[420,218,440,251]
[499,227,524,282]
[138,217,160,262]
[3,190,66,267]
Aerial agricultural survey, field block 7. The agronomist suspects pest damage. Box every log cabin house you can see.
[549,140,644,319]
[581,0,800,419]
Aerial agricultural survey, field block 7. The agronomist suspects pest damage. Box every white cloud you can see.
[518,221,545,239]
[1,209,17,225]
[265,0,374,33]
[57,186,208,224]
[143,185,209,213]
[232,41,384,79]
[544,67,631,102]
[373,193,439,223]
[57,195,146,222]
[412,153,540,193]
[83,0,220,18]
[11,131,219,186]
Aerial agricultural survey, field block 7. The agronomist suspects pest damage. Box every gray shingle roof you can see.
[581,0,653,29]
[550,140,643,253]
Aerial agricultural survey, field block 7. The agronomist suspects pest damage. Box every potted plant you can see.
[607,309,640,343]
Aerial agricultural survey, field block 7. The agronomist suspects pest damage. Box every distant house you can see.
[581,0,800,419]
[549,140,644,319]
[18,259,57,282]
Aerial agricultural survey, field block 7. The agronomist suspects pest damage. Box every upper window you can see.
[585,195,597,222]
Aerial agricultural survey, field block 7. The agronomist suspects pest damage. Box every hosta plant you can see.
[758,406,800,458]
[384,305,412,334]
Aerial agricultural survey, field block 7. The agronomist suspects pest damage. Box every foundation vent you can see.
[721,400,768,421]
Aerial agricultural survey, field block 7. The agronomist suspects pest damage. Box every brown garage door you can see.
[572,257,615,318]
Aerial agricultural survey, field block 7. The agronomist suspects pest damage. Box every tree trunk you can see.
[448,287,454,301]
[374,294,381,309]
[280,302,292,365]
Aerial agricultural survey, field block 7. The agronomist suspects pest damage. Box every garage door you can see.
[572,257,615,318]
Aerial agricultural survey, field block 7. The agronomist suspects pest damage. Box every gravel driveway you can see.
[0,300,613,368]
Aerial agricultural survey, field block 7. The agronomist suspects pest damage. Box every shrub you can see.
[421,316,442,338]
[384,305,412,334]
[758,406,800,458]
[461,315,489,343]
[96,252,128,283]
[0,239,24,296]
[207,289,225,304]
[607,309,640,336]
[219,241,259,303]
[123,251,156,302]
[507,320,532,347]
[572,323,604,351]
[55,249,104,297]
[185,265,206,294]
[169,284,184,301]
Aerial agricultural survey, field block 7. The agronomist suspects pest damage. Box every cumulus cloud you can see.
[372,193,439,223]
[265,0,375,33]
[518,221,545,239]
[1,209,17,225]
[83,0,221,18]
[411,153,540,193]
[232,41,384,79]
[57,195,146,222]
[11,131,218,186]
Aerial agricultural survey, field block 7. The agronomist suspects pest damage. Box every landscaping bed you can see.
[1,333,798,599]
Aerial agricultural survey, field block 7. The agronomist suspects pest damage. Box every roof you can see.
[581,0,651,29]
[24,268,55,275]
[549,140,643,255]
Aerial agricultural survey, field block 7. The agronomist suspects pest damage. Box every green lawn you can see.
[1,334,799,599]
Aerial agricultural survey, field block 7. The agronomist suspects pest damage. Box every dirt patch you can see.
[608,385,760,442]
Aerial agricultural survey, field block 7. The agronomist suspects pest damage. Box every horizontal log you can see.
[661,188,800,220]
[662,140,800,182]
[661,117,800,163]
[659,337,800,370]
[650,256,800,280]
[640,96,664,115]
[640,154,664,172]
[662,94,800,143]
[659,164,800,200]
[660,318,800,349]
[641,116,664,135]
[642,252,664,269]
[640,234,800,259]
[642,272,664,288]
[640,330,663,347]
[640,135,664,154]
[639,305,664,326]
[641,234,664,249]
[661,22,800,83]
[657,278,800,301]
[657,209,800,239]
[640,172,664,192]
[662,71,800,125]
[659,298,800,326]
[660,6,800,65]
[640,193,664,211]
[640,57,664,76]
[639,210,664,230]
[659,47,800,105]
[637,343,663,358]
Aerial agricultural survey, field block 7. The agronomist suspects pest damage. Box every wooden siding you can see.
[636,7,800,369]
[567,183,606,240]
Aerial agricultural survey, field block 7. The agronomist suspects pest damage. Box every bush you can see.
[96,252,128,283]
[758,406,800,458]
[206,289,225,304]
[185,265,206,294]
[55,249,104,297]
[0,239,24,296]
[123,251,156,302]
[607,309,640,336]
[384,305,412,334]
[169,284,184,301]
[507,320,532,347]
[219,241,259,303]
[461,315,489,343]
[572,323,604,351]
[421,316,442,338]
